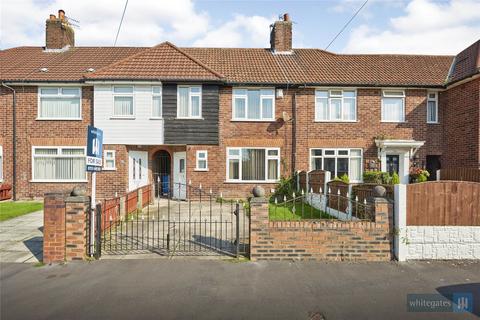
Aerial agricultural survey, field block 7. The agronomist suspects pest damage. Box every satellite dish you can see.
[282,111,291,122]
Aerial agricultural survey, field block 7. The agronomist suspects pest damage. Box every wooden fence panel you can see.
[440,168,480,182]
[407,181,480,226]
[0,184,12,201]
[308,170,326,193]
[141,185,152,207]
[298,171,307,192]
[126,190,138,214]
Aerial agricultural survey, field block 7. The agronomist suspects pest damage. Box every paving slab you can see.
[0,211,43,263]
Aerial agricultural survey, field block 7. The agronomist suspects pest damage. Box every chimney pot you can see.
[49,14,56,20]
[58,9,65,21]
[45,9,74,50]
[283,13,290,21]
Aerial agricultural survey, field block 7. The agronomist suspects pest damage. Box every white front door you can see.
[129,151,148,191]
[173,151,187,199]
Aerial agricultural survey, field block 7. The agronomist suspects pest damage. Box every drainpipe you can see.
[292,91,297,174]
[1,83,17,200]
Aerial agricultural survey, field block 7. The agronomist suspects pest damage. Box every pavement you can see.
[0,211,43,263]
[1,259,479,320]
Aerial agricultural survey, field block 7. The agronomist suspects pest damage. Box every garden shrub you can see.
[391,172,400,184]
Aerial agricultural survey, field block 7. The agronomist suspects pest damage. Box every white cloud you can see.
[343,0,480,54]
[0,0,272,48]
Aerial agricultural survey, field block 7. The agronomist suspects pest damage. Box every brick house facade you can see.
[1,11,479,200]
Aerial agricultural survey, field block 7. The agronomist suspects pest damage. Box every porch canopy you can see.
[375,139,425,184]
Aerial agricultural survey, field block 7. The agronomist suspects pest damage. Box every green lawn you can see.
[0,201,43,222]
[269,202,333,221]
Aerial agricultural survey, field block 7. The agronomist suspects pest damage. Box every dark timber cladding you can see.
[163,83,219,145]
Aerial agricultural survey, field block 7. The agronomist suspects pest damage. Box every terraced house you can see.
[1,11,479,200]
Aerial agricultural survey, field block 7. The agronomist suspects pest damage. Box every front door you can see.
[386,155,400,175]
[173,151,186,199]
[128,151,148,191]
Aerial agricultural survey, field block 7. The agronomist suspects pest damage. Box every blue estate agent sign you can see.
[86,125,103,172]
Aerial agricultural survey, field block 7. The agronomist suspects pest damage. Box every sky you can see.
[1,0,479,55]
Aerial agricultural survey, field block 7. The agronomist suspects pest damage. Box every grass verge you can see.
[269,202,333,221]
[0,201,43,222]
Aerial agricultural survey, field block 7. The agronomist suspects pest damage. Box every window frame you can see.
[177,85,202,119]
[231,88,276,122]
[112,85,135,119]
[195,150,208,171]
[31,146,87,182]
[37,87,82,120]
[381,90,405,123]
[226,147,280,183]
[427,91,439,124]
[309,148,363,183]
[150,86,163,119]
[0,145,3,182]
[314,88,357,122]
[103,150,116,171]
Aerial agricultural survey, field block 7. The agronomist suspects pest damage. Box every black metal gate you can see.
[98,183,249,258]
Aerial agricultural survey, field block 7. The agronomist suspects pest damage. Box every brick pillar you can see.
[65,196,90,261]
[43,192,66,264]
[373,197,393,227]
[249,196,269,261]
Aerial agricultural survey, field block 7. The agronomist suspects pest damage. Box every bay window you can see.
[381,90,405,122]
[315,89,356,121]
[427,92,438,123]
[38,87,81,119]
[310,148,363,182]
[151,86,162,118]
[227,147,280,182]
[232,88,275,121]
[113,86,134,117]
[178,86,202,118]
[32,147,86,182]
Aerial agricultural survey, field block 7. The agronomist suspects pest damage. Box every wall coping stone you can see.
[65,196,90,203]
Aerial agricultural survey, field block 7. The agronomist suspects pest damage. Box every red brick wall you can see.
[0,86,92,199]
[43,192,66,264]
[250,197,393,261]
[442,78,480,168]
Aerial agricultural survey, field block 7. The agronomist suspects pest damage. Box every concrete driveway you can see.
[0,211,43,263]
[1,259,479,320]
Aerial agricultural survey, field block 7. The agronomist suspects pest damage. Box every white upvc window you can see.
[226,147,280,182]
[113,86,134,118]
[38,87,81,120]
[232,88,275,121]
[315,89,356,121]
[177,86,202,119]
[32,146,87,182]
[195,150,208,171]
[310,148,363,182]
[0,146,3,182]
[103,150,116,170]
[427,92,438,123]
[151,86,162,119]
[381,90,405,122]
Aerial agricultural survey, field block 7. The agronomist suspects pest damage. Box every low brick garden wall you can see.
[250,197,393,261]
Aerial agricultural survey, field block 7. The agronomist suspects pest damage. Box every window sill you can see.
[380,120,407,123]
[30,180,88,183]
[314,120,358,123]
[110,117,135,120]
[36,118,82,121]
[224,180,279,184]
[194,169,209,172]
[231,119,276,122]
[102,168,117,171]
[427,122,440,125]
[176,117,204,120]
[149,117,163,120]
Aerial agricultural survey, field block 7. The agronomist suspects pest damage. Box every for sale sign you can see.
[86,125,103,172]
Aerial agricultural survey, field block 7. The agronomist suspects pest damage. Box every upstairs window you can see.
[233,89,275,121]
[113,86,134,118]
[195,150,208,171]
[32,147,86,182]
[427,92,438,123]
[151,86,162,118]
[38,87,81,120]
[381,90,405,122]
[315,89,356,121]
[178,86,202,118]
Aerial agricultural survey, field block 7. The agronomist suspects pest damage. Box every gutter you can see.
[1,83,17,200]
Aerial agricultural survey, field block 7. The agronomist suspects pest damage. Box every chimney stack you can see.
[45,9,74,50]
[270,13,292,53]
